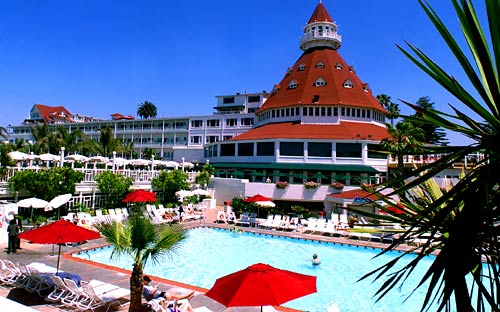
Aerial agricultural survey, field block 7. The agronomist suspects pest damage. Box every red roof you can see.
[230,121,389,141]
[257,48,384,113]
[34,104,72,123]
[308,2,333,24]
[327,189,379,200]
[111,113,135,120]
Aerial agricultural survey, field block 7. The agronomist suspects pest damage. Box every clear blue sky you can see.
[0,0,485,145]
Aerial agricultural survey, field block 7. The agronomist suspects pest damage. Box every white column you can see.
[60,147,65,167]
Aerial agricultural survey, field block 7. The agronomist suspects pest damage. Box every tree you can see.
[380,120,425,177]
[407,96,449,145]
[151,170,189,204]
[137,101,158,119]
[0,126,8,141]
[377,94,400,125]
[194,163,215,188]
[94,217,186,312]
[141,148,156,160]
[8,167,84,200]
[95,171,134,209]
[367,1,500,311]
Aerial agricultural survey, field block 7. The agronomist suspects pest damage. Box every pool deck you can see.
[0,209,413,312]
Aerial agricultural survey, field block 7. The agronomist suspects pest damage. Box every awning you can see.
[212,162,379,173]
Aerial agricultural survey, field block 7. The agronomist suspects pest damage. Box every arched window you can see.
[298,64,305,71]
[288,80,298,89]
[335,62,343,70]
[315,62,325,69]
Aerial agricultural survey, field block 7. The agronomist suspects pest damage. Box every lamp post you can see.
[112,151,117,171]
[181,157,185,172]
[60,147,65,167]
[151,154,155,172]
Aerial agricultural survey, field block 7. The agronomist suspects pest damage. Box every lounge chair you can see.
[259,215,275,228]
[47,275,75,303]
[235,213,250,226]
[267,215,282,229]
[312,219,327,234]
[285,217,299,231]
[78,280,129,312]
[302,218,318,234]
[226,211,237,224]
[216,211,227,223]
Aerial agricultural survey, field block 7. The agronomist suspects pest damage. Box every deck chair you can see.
[259,215,274,228]
[235,213,250,226]
[0,259,20,286]
[339,214,350,229]
[63,277,93,308]
[312,218,327,234]
[79,280,129,312]
[216,211,227,223]
[302,218,318,234]
[47,275,74,303]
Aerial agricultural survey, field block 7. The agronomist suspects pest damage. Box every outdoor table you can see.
[167,287,192,298]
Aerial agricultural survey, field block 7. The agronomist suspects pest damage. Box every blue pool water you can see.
[73,227,454,312]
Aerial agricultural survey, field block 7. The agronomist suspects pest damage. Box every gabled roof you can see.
[33,104,72,123]
[308,2,333,24]
[111,113,135,120]
[229,121,389,141]
[257,48,384,113]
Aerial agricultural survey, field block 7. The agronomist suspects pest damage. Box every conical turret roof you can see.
[308,2,333,24]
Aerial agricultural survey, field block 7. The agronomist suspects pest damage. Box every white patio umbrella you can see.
[256,201,276,208]
[175,190,194,201]
[129,159,151,166]
[7,151,29,161]
[192,189,210,196]
[38,153,59,161]
[65,154,89,163]
[88,156,109,163]
[113,157,129,166]
[17,197,50,220]
[47,193,73,211]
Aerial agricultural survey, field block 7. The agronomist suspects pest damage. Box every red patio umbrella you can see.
[123,189,157,203]
[18,219,101,272]
[243,194,272,203]
[205,263,316,311]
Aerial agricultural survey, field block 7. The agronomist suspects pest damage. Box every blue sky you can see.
[0,0,485,145]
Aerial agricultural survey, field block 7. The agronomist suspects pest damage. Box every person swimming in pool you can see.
[312,253,321,266]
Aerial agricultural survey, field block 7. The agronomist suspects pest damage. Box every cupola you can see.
[299,2,342,51]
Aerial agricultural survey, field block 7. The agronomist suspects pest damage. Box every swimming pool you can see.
[73,227,454,312]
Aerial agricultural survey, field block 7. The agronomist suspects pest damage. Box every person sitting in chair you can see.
[143,275,195,312]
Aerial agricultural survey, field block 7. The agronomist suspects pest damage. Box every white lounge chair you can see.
[216,211,227,223]
[303,218,318,234]
[79,280,129,312]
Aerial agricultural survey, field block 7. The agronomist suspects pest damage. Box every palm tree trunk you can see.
[129,261,144,312]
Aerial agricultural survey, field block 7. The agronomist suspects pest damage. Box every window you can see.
[257,142,275,156]
[368,144,387,159]
[288,80,298,89]
[280,142,304,156]
[238,143,253,156]
[272,110,276,118]
[341,107,345,116]
[191,120,203,128]
[346,108,350,117]
[327,107,332,116]
[248,95,260,102]
[226,118,237,127]
[321,107,326,116]
[298,64,305,71]
[223,97,235,104]
[207,119,220,127]
[303,107,308,116]
[337,143,362,158]
[223,135,232,140]
[220,144,236,156]
[241,117,254,126]
[315,62,325,68]
[312,95,320,103]
[343,79,354,88]
[314,78,326,87]
[190,136,202,144]
[273,84,280,93]
[206,136,218,143]
[335,62,343,70]
[309,142,332,157]
[248,107,258,113]
[356,109,361,118]
[333,107,338,116]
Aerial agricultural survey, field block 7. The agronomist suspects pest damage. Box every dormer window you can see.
[286,67,293,75]
[298,64,305,71]
[273,84,280,93]
[314,77,326,87]
[362,83,370,91]
[343,79,354,88]
[349,65,355,72]
[335,62,343,70]
[288,80,298,89]
[316,62,325,69]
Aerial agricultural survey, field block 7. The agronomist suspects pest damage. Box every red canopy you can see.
[18,219,101,272]
[243,194,272,203]
[123,189,157,203]
[205,263,316,309]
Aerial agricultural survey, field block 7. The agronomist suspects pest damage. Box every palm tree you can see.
[380,120,425,177]
[0,126,8,141]
[377,94,400,125]
[366,0,500,311]
[137,101,158,119]
[94,217,186,312]
[407,96,449,145]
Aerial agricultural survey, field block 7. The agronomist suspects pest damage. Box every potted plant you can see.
[330,182,345,190]
[275,181,289,189]
[304,181,321,189]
